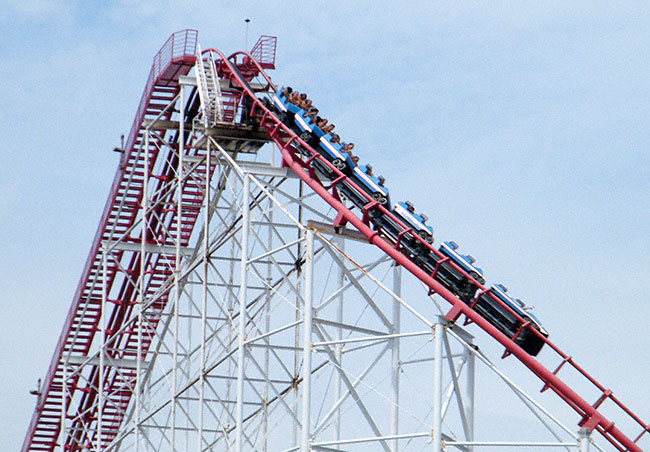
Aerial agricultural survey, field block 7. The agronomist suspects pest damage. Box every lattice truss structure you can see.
[27,32,647,452]
[54,69,601,451]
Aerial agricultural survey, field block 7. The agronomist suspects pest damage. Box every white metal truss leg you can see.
[198,129,211,452]
[465,336,476,452]
[300,229,314,452]
[136,126,150,452]
[432,321,443,452]
[235,174,250,452]
[579,428,591,452]
[334,236,344,443]
[391,263,402,452]
[97,244,107,452]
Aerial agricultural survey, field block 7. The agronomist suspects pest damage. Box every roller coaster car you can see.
[271,93,305,134]
[271,93,356,174]
[393,201,433,243]
[372,201,432,257]
[439,241,485,284]
[477,284,548,356]
[418,241,485,303]
[338,164,391,208]
[313,134,356,173]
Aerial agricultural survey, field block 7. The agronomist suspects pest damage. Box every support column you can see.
[263,159,274,452]
[390,263,402,452]
[334,236,345,442]
[136,125,151,452]
[97,245,107,452]
[198,122,210,452]
[465,340,476,452]
[432,322,443,452]
[170,82,186,452]
[301,229,315,452]
[60,347,68,451]
[235,174,250,452]
[578,428,590,452]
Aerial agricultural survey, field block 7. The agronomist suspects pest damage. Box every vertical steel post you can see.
[432,322,443,452]
[293,179,305,447]
[301,229,314,452]
[578,428,590,452]
[97,245,107,451]
[198,124,210,452]
[263,153,275,452]
[136,127,150,452]
[171,82,185,451]
[235,174,250,452]
[391,263,402,452]
[465,340,476,451]
[334,237,345,442]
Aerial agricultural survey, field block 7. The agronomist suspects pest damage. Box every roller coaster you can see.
[22,30,648,452]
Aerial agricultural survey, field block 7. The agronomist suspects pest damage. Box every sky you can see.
[1,1,649,451]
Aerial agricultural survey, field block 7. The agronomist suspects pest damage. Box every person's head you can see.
[300,93,307,100]
[286,86,293,94]
[348,142,355,149]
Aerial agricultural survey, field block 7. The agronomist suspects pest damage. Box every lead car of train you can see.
[263,89,549,356]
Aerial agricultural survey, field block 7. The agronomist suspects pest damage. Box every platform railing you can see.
[250,35,277,69]
[124,29,198,167]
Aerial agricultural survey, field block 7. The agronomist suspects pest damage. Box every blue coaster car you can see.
[412,240,485,303]
[339,164,390,208]
[272,93,304,128]
[271,92,356,176]
[439,241,485,283]
[371,201,433,260]
[271,93,288,114]
[477,284,549,356]
[393,201,433,243]
[315,136,356,172]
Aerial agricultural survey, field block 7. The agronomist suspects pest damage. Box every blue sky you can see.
[1,1,648,450]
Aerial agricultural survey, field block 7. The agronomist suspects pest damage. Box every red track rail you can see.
[213,50,649,451]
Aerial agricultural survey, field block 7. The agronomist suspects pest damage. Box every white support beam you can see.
[65,355,151,371]
[102,240,195,257]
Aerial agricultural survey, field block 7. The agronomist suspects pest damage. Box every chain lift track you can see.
[22,30,648,452]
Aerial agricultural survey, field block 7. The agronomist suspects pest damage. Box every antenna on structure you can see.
[245,18,251,49]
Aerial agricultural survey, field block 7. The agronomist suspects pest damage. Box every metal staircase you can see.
[194,45,223,126]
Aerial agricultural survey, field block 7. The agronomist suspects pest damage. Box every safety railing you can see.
[123,29,198,167]
[250,35,277,69]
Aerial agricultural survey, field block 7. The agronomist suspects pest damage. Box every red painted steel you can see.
[21,30,199,452]
[249,35,277,70]
[213,49,649,452]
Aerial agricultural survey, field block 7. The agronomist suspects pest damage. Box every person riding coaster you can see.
[337,163,391,208]
[272,90,356,174]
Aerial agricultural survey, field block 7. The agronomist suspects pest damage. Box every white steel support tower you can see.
[33,35,618,452]
[90,71,598,450]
